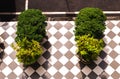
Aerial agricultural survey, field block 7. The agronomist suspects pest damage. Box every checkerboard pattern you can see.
[0,21,120,79]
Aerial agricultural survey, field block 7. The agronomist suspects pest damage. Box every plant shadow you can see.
[21,36,52,79]
[0,42,5,65]
[79,50,108,79]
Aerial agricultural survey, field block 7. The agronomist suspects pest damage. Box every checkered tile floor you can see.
[0,21,120,79]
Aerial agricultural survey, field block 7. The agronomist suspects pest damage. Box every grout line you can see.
[0,11,120,15]
[25,0,28,10]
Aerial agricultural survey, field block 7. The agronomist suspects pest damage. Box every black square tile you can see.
[43,41,51,49]
[42,73,51,79]
[100,72,109,79]
[42,61,51,70]
[88,71,97,79]
[87,61,97,69]
[30,72,40,79]
[99,51,107,59]
[99,61,108,69]
[42,51,51,59]
[30,62,40,70]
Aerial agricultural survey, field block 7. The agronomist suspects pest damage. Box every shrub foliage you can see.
[74,7,106,39]
[12,38,43,65]
[74,7,106,63]
[76,35,104,62]
[13,9,46,65]
[15,9,46,42]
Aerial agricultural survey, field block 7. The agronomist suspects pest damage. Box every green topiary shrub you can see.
[12,38,43,65]
[15,9,47,42]
[76,35,105,63]
[74,7,106,39]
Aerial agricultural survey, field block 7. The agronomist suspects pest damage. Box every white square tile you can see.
[111,26,120,34]
[112,35,120,44]
[59,66,69,76]
[70,66,80,75]
[116,66,120,74]
[13,66,23,76]
[70,56,79,65]
[48,36,57,45]
[3,56,13,65]
[47,66,57,76]
[61,77,66,79]
[103,36,111,44]
[108,76,113,79]
[49,56,57,65]
[59,21,68,26]
[51,46,57,55]
[59,56,68,65]
[59,36,68,44]
[8,22,16,26]
[69,36,76,45]
[111,21,119,25]
[4,46,14,55]
[59,27,68,35]
[48,27,57,35]
[104,55,113,64]
[103,46,112,54]
[2,66,12,76]
[115,55,120,64]
[70,46,77,54]
[5,36,14,45]
[73,77,79,79]
[105,66,114,75]
[49,21,57,26]
[0,27,5,35]
[14,58,20,65]
[59,46,68,55]
[6,27,16,35]
[82,66,92,75]
[104,27,110,35]
[114,45,120,54]
[0,37,4,42]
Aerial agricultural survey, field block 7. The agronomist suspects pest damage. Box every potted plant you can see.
[12,9,47,65]
[74,7,106,64]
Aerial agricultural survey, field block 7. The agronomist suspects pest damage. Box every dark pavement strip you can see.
[28,0,120,12]
[0,0,25,12]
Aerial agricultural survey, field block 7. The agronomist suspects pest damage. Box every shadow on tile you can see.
[0,42,5,64]
[78,50,108,79]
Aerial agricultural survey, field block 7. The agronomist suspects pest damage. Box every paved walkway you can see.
[1,0,120,12]
[0,21,120,79]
